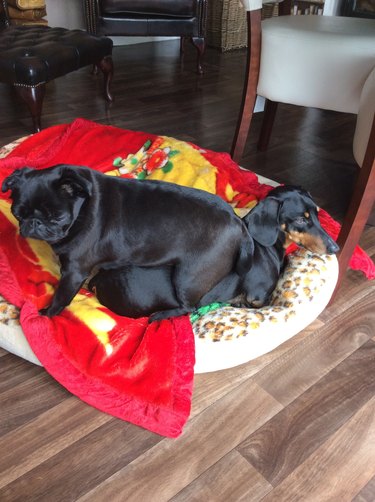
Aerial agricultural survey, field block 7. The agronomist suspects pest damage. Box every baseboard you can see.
[111,36,179,46]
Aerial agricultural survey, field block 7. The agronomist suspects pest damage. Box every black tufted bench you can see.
[0,3,113,132]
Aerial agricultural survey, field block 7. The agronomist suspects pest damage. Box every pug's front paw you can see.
[39,307,53,317]
[39,305,64,317]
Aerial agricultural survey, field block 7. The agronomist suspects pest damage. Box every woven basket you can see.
[7,0,45,9]
[207,0,279,51]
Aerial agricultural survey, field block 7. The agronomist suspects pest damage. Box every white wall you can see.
[323,0,342,15]
[45,0,85,30]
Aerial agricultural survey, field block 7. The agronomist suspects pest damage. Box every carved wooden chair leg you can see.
[180,36,187,54]
[231,10,262,164]
[333,116,375,296]
[257,99,279,151]
[97,55,114,102]
[15,83,46,133]
[190,37,205,75]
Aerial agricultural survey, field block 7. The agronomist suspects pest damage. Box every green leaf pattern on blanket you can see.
[112,139,178,179]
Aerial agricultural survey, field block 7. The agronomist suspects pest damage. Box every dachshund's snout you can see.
[326,238,340,255]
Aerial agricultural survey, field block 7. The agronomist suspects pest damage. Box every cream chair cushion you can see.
[240,0,263,11]
[257,15,375,114]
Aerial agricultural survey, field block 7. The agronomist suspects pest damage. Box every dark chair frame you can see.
[83,0,208,74]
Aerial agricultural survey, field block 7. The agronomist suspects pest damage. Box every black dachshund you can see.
[199,185,339,307]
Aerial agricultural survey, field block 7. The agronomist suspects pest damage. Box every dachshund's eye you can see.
[294,216,306,225]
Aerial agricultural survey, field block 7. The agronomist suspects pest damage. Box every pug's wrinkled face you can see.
[2,165,92,244]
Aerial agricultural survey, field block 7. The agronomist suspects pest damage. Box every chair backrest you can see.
[84,0,207,36]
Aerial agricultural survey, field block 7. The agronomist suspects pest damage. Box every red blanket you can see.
[0,119,373,437]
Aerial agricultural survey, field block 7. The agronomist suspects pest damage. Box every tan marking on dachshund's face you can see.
[283,233,294,249]
[286,229,328,254]
[253,185,339,254]
[274,189,339,254]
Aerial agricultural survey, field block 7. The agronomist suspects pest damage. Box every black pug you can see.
[88,265,179,318]
[2,164,254,320]
[87,246,282,317]
[89,186,339,317]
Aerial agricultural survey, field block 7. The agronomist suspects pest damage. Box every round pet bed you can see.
[0,248,338,372]
[1,120,358,437]
[0,131,338,373]
[193,248,338,372]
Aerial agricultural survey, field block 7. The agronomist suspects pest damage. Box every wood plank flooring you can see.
[0,39,374,501]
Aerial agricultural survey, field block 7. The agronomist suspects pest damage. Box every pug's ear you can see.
[2,167,34,193]
[58,168,93,198]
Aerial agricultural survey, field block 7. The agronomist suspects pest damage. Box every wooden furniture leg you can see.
[97,55,114,102]
[231,0,291,160]
[15,84,46,133]
[191,37,205,75]
[334,115,375,293]
[257,99,278,151]
[256,0,290,153]
[180,36,186,54]
[231,10,262,164]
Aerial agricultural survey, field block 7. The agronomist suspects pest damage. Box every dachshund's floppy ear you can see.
[1,167,34,193]
[244,197,281,247]
[57,167,93,198]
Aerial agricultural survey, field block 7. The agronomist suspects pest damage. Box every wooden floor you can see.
[0,40,374,501]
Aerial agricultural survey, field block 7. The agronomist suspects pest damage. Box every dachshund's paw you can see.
[230,301,251,309]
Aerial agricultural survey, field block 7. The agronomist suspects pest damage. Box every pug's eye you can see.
[48,212,67,224]
[59,182,75,196]
[12,206,27,220]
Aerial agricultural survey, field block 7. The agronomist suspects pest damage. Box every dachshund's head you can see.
[244,185,339,255]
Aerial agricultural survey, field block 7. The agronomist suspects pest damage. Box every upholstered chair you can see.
[83,0,208,74]
[231,0,375,290]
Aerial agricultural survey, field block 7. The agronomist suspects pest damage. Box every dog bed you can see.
[0,119,373,437]
[0,248,339,374]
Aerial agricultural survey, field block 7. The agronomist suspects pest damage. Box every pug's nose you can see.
[32,218,42,230]
[20,219,41,237]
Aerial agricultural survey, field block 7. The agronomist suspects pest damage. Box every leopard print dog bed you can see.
[0,139,338,373]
